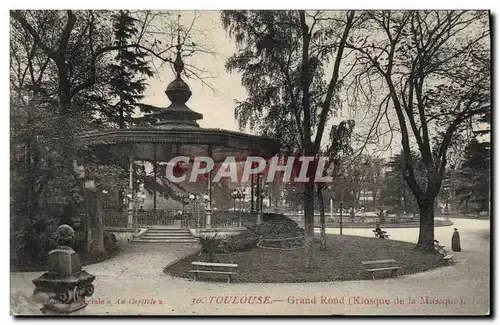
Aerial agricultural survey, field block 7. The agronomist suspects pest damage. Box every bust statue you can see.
[47,225,80,275]
[32,224,96,315]
[54,224,75,247]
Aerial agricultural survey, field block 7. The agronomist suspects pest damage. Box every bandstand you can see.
[76,42,280,230]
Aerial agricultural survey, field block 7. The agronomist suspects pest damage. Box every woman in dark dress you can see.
[452,228,461,252]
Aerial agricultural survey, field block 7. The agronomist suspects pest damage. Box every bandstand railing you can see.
[102,210,128,228]
[101,209,260,229]
[210,211,257,228]
[134,210,178,227]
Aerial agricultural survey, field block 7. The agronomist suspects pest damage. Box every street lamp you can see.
[231,189,245,210]
[187,193,198,229]
[102,189,108,210]
[240,189,246,211]
[181,194,189,215]
[231,189,245,227]
[231,189,238,211]
[202,193,211,229]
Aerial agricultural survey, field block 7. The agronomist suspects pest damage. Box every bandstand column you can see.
[153,143,157,214]
[205,145,213,229]
[256,174,263,224]
[250,175,254,213]
[127,158,134,228]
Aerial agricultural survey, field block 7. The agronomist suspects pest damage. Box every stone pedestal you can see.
[256,212,263,224]
[32,225,96,315]
[127,208,134,228]
[205,209,212,229]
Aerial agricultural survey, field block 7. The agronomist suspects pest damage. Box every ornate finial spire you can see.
[165,13,191,106]
[173,14,184,79]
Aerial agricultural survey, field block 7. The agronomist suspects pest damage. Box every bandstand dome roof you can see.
[77,44,280,163]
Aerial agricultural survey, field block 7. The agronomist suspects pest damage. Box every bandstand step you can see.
[145,230,192,234]
[141,236,195,240]
[131,238,199,243]
[131,228,198,244]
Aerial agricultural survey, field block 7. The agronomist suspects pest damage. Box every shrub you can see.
[17,218,59,265]
[223,231,260,253]
[73,231,87,253]
[262,213,289,223]
[103,232,118,252]
[198,234,226,262]
[248,216,304,239]
[223,214,305,252]
[72,231,118,254]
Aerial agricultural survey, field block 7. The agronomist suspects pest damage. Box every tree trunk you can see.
[317,186,326,251]
[92,194,106,253]
[303,182,316,268]
[416,198,435,249]
[118,190,124,211]
[304,183,315,236]
[81,185,93,253]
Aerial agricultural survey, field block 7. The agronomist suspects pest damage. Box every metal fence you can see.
[101,210,128,228]
[101,209,258,229]
[211,211,257,228]
[134,210,179,227]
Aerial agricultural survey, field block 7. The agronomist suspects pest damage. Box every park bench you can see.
[373,229,390,239]
[434,240,454,263]
[188,261,238,283]
[362,259,401,279]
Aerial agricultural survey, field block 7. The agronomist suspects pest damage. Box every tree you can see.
[455,139,490,213]
[105,10,154,128]
[380,151,421,215]
[10,10,210,254]
[347,11,490,248]
[319,119,355,249]
[221,10,358,239]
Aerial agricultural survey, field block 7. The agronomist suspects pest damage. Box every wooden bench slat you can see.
[444,254,454,259]
[191,262,238,268]
[188,270,237,275]
[366,267,401,272]
[362,259,396,265]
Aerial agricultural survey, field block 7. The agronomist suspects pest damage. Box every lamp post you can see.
[182,197,188,215]
[340,201,343,235]
[231,189,245,209]
[231,189,238,211]
[188,193,197,229]
[126,192,133,227]
[231,189,245,227]
[202,193,210,229]
[102,189,108,211]
[239,189,245,212]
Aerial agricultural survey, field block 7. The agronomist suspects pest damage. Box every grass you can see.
[165,234,448,283]
[10,244,120,272]
[320,219,453,229]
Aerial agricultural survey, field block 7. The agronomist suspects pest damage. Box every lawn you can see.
[165,234,448,283]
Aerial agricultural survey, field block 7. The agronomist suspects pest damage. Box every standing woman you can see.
[452,228,461,252]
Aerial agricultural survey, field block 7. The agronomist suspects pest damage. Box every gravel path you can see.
[10,218,490,316]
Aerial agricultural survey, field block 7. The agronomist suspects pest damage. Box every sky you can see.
[139,10,357,156]
[134,10,489,160]
[141,10,243,132]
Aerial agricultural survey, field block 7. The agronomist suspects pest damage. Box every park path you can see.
[10,218,490,315]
